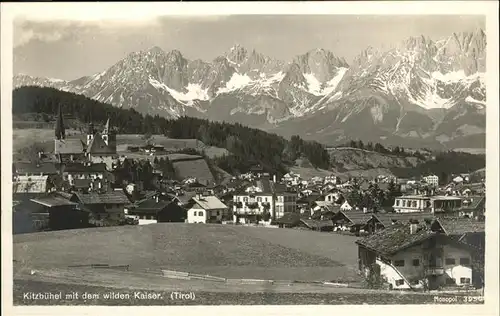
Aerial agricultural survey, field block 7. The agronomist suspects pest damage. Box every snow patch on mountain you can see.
[323,67,348,95]
[431,70,484,84]
[465,95,486,108]
[303,73,323,96]
[217,73,253,94]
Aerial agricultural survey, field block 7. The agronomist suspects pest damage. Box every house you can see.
[430,196,463,214]
[298,219,334,232]
[233,177,297,224]
[393,195,432,213]
[459,196,485,219]
[126,196,186,225]
[62,162,108,187]
[296,194,321,215]
[187,194,229,224]
[331,210,373,234]
[70,191,131,226]
[30,192,88,231]
[452,176,464,184]
[368,212,436,233]
[356,221,482,290]
[273,212,301,228]
[340,200,353,211]
[13,161,59,177]
[423,174,439,187]
[13,175,52,195]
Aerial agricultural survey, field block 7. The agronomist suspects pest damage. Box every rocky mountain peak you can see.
[227,44,248,64]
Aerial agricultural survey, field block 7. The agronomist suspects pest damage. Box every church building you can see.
[53,105,117,170]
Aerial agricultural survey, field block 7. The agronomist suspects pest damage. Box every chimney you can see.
[273,175,277,183]
[410,223,418,234]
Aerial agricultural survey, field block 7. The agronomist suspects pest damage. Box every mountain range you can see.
[13,29,486,149]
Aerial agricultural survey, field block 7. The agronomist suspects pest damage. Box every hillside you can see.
[325,147,423,178]
[12,86,330,176]
[391,151,485,183]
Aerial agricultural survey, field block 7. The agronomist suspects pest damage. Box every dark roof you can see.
[274,212,301,225]
[335,210,373,225]
[356,223,436,257]
[296,194,321,205]
[255,178,272,193]
[64,163,107,173]
[31,195,78,207]
[133,198,171,212]
[434,217,485,235]
[460,196,485,211]
[87,132,116,154]
[373,212,435,227]
[73,178,92,188]
[55,138,85,155]
[300,219,333,229]
[72,191,130,205]
[14,162,58,175]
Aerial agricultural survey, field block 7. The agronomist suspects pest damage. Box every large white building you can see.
[422,174,439,186]
[233,177,297,224]
[393,195,462,214]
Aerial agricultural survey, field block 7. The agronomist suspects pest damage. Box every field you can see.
[14,224,360,282]
[13,129,229,159]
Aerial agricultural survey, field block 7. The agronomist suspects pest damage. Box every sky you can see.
[13,14,485,81]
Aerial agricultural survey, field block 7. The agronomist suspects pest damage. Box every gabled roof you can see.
[191,195,227,210]
[14,162,58,175]
[356,223,436,257]
[72,191,130,205]
[373,212,435,228]
[334,210,372,226]
[274,212,301,225]
[133,198,172,212]
[13,175,49,194]
[87,132,116,154]
[73,178,92,189]
[31,195,78,208]
[55,139,85,155]
[434,217,485,235]
[300,219,333,229]
[460,196,485,211]
[63,163,107,173]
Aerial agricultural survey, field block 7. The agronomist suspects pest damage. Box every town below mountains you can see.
[14,29,486,150]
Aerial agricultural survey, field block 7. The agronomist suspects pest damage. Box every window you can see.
[395,279,405,286]
[460,258,470,265]
[216,211,220,216]
[265,197,268,202]
[460,278,471,284]
[402,200,406,207]
[257,197,262,202]
[410,280,420,285]
[412,259,420,266]
[243,197,248,202]
[237,197,241,202]
[445,278,456,285]
[198,211,203,216]
[393,260,405,267]
[445,258,456,265]
[396,200,400,206]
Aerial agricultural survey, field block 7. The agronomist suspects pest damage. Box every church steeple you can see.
[55,104,65,140]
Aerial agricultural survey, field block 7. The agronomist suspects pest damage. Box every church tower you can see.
[102,118,110,146]
[86,122,95,146]
[55,104,65,140]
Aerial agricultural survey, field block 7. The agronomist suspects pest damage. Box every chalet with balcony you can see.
[356,220,482,291]
[232,177,297,224]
